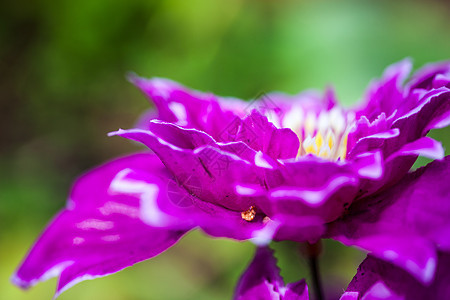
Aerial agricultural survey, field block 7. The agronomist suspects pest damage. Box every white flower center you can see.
[282,106,354,160]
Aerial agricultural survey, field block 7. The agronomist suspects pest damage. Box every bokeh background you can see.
[1,0,449,299]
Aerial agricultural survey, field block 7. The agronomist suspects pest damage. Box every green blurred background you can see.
[1,0,449,299]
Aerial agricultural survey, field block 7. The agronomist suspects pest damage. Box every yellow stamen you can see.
[315,132,324,149]
[304,145,316,155]
[339,134,348,160]
[318,147,331,158]
[327,132,334,149]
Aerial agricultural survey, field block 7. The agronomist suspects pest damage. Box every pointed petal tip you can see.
[126,73,176,91]
[11,260,74,293]
[397,137,445,160]
[10,273,30,290]
[107,129,123,137]
[125,71,139,84]
[384,57,413,81]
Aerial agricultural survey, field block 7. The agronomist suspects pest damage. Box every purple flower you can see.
[12,59,450,297]
[234,155,450,299]
[327,155,450,284]
[340,251,450,300]
[237,245,450,300]
[234,247,308,300]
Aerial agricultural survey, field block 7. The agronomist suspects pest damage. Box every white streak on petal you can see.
[101,234,121,242]
[109,168,167,226]
[99,202,140,218]
[405,257,436,284]
[149,78,171,99]
[12,261,74,289]
[250,221,279,246]
[140,185,162,226]
[365,128,400,139]
[339,291,359,300]
[168,102,188,126]
[235,185,259,196]
[255,152,273,169]
[382,250,399,260]
[423,257,437,284]
[355,151,383,179]
[72,237,85,245]
[271,176,357,207]
[76,219,114,231]
[363,282,397,299]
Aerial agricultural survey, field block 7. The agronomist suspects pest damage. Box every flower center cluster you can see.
[283,106,354,161]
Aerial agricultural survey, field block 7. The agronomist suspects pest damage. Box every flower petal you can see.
[328,156,450,284]
[12,153,189,297]
[348,86,450,197]
[236,110,299,159]
[129,75,246,139]
[342,252,450,299]
[361,136,445,196]
[119,166,281,243]
[392,87,450,139]
[407,60,450,91]
[356,59,412,122]
[109,124,267,212]
[348,62,450,198]
[109,128,280,243]
[234,247,309,300]
[231,151,384,242]
[261,153,382,226]
[389,136,444,160]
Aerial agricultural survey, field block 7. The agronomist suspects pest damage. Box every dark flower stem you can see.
[300,241,324,300]
[309,254,324,300]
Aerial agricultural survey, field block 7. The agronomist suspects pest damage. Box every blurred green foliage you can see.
[1,0,449,299]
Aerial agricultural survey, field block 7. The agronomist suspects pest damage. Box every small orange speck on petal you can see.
[241,206,256,221]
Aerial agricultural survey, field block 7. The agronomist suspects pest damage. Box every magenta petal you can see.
[273,215,326,244]
[193,205,281,244]
[389,136,444,160]
[109,125,267,212]
[342,252,450,299]
[407,60,450,91]
[392,87,450,137]
[234,247,309,300]
[328,156,450,283]
[432,73,450,89]
[236,110,299,159]
[357,59,412,122]
[257,154,383,231]
[129,75,246,139]
[12,153,189,297]
[13,210,185,297]
[134,108,158,130]
[108,128,280,243]
[96,165,279,242]
[348,127,399,159]
[348,63,450,192]
[359,138,443,198]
